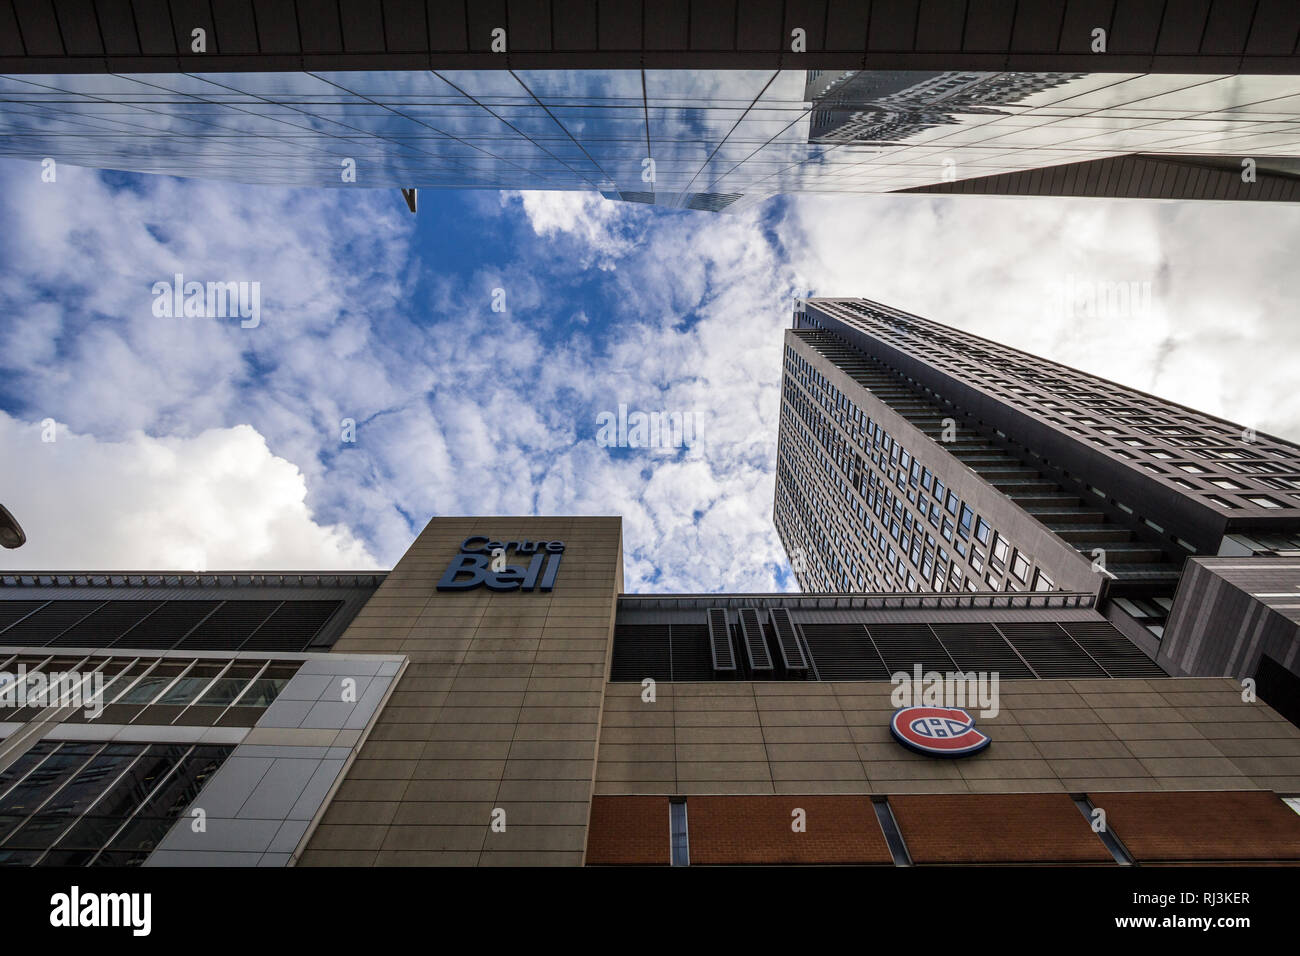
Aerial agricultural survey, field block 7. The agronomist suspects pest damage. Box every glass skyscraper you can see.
[1,69,1298,207]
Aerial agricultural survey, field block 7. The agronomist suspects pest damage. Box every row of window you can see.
[0,739,231,866]
[779,348,1047,596]
[829,300,1300,513]
[0,652,298,715]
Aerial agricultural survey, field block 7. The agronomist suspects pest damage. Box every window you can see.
[0,740,233,866]
[973,516,991,545]
[157,663,226,706]
[195,664,266,707]
[669,799,689,866]
[958,505,974,538]
[1032,569,1055,592]
[1010,551,1031,584]
[1245,495,1284,509]
[991,534,1010,567]
[945,491,959,515]
[113,664,187,706]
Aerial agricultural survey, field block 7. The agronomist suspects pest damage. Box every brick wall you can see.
[585,796,670,865]
[1089,789,1300,862]
[889,792,1113,863]
[687,794,894,864]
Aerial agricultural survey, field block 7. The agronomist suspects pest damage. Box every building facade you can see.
[774,298,1300,671]
[2,515,1300,866]
[1,68,1299,207]
[3,0,1299,76]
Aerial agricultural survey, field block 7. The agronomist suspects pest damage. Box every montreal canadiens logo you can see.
[890,706,990,757]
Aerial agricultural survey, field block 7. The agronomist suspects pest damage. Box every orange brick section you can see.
[687,795,894,865]
[1089,790,1300,863]
[889,793,1114,864]
[586,796,670,865]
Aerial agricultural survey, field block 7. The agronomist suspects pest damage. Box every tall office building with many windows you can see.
[774,298,1300,661]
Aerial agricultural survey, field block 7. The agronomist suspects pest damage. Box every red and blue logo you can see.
[890,706,990,757]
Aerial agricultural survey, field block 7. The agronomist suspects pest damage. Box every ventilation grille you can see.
[996,622,1109,679]
[866,623,956,675]
[738,609,774,671]
[0,601,106,644]
[768,608,809,672]
[670,624,715,681]
[930,623,1037,679]
[707,608,736,673]
[608,612,1166,682]
[799,624,889,680]
[609,625,671,682]
[1060,621,1166,678]
[0,599,342,653]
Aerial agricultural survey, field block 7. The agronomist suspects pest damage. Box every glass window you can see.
[991,534,1010,566]
[669,800,689,866]
[113,664,187,706]
[194,664,264,707]
[1011,551,1031,583]
[974,516,992,545]
[157,663,226,706]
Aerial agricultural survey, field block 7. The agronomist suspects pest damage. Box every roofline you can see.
[0,572,386,588]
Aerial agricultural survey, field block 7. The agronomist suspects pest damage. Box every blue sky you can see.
[2,157,1300,591]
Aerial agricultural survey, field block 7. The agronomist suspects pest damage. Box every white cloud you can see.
[4,160,1299,596]
[0,412,379,571]
[782,193,1300,439]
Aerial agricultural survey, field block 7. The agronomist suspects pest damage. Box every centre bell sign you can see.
[436,536,565,592]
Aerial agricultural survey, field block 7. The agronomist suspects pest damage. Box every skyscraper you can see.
[773,298,1300,659]
[1,69,1298,208]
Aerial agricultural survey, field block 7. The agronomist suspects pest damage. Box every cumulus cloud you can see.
[782,193,1300,440]
[0,412,379,571]
[3,159,1298,594]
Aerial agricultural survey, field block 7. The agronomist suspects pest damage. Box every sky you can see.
[1,158,1299,591]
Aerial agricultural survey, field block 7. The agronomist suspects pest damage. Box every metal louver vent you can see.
[929,623,1037,679]
[768,608,808,672]
[670,624,715,681]
[995,622,1108,679]
[610,624,672,682]
[798,624,890,680]
[738,608,774,671]
[51,601,162,647]
[1060,621,1167,678]
[0,601,105,645]
[0,601,49,635]
[706,608,736,672]
[865,623,956,675]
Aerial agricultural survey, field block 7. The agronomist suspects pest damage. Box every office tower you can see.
[2,516,1300,868]
[1,68,1299,208]
[3,1,1298,78]
[773,298,1300,661]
